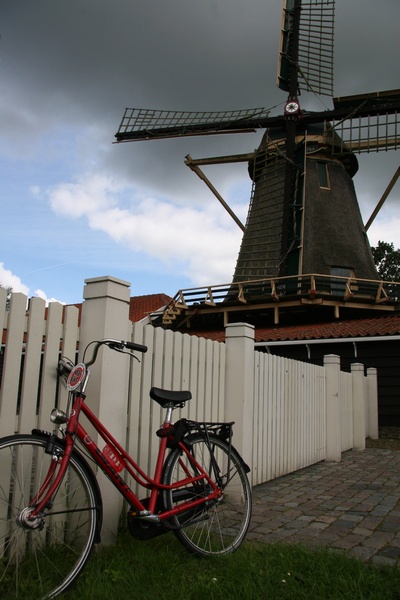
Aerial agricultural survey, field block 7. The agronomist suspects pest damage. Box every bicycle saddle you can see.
[150,387,192,408]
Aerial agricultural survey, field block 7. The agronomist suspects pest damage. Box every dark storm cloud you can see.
[1,0,399,212]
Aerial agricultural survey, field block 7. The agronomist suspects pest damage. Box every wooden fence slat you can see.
[187,335,199,422]
[0,287,6,333]
[251,352,328,486]
[57,305,80,414]
[37,302,63,430]
[139,324,157,477]
[196,338,207,422]
[0,293,27,436]
[18,297,46,433]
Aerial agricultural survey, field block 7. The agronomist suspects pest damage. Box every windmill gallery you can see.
[115,0,400,426]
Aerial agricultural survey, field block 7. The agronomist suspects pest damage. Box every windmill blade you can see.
[326,89,400,154]
[115,107,271,142]
[297,0,335,96]
[277,0,335,97]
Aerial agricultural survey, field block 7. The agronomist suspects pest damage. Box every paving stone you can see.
[352,527,374,537]
[377,519,400,533]
[347,545,376,561]
[335,519,359,529]
[331,534,365,549]
[314,515,337,524]
[371,555,398,567]
[251,448,400,564]
[308,521,330,531]
[376,545,400,560]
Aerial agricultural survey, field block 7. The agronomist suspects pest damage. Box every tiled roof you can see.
[129,294,171,322]
[255,314,400,343]
[186,314,400,344]
[69,293,172,324]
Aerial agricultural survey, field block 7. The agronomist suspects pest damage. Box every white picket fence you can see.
[252,353,326,484]
[0,277,378,542]
[127,323,226,489]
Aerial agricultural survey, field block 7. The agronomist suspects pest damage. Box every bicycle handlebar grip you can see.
[125,341,148,353]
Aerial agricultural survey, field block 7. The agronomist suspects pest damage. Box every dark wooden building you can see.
[254,315,400,427]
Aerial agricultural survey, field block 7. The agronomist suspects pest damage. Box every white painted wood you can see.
[38,302,63,431]
[367,367,378,439]
[18,297,46,433]
[352,363,366,451]
[0,287,7,334]
[324,354,341,461]
[57,305,80,416]
[0,293,27,436]
[250,351,328,486]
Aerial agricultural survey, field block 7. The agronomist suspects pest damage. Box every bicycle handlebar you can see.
[58,339,148,382]
[84,339,147,367]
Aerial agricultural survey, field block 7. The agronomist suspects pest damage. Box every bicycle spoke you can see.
[0,435,100,599]
[163,433,251,556]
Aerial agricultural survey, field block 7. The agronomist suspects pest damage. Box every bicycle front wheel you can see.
[0,434,101,599]
[163,433,252,556]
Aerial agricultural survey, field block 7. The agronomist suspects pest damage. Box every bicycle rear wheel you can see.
[163,433,252,556]
[0,434,101,599]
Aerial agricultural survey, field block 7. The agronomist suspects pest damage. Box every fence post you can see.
[324,354,341,462]
[225,323,255,473]
[79,276,132,544]
[367,367,378,439]
[351,363,366,451]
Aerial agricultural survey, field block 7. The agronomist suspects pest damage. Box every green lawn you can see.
[64,531,400,600]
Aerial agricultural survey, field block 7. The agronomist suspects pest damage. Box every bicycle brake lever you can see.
[108,343,141,362]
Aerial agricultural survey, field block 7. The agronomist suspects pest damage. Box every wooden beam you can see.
[365,165,400,231]
[185,155,246,231]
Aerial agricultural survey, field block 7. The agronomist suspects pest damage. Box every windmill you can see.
[115,0,400,326]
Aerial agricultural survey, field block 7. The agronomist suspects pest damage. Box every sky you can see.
[1,0,399,305]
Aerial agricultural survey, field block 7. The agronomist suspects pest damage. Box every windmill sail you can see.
[116,107,271,142]
[278,0,335,96]
[329,90,400,153]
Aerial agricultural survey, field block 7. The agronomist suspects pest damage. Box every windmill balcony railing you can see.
[153,274,400,325]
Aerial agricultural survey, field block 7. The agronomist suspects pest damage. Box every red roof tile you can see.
[186,314,400,343]
[69,293,171,324]
[255,314,400,343]
[129,294,171,322]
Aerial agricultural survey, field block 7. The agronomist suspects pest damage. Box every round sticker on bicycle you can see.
[67,363,86,391]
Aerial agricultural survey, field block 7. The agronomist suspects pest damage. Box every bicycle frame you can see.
[29,389,222,525]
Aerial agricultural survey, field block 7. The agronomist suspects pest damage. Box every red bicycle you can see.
[0,338,252,599]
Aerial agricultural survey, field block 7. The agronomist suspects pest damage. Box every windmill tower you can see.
[232,0,378,284]
[115,0,400,327]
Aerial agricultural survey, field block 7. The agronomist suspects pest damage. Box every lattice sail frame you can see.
[298,0,335,96]
[116,107,271,141]
[278,0,335,97]
[328,111,400,154]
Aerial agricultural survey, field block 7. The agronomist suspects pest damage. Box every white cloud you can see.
[0,265,66,306]
[47,174,243,284]
[0,263,29,295]
[48,174,118,218]
[34,289,65,306]
[367,213,400,250]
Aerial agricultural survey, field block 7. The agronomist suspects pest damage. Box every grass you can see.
[64,531,400,600]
